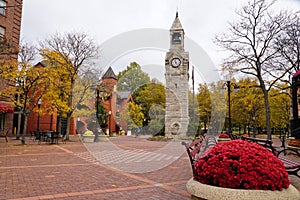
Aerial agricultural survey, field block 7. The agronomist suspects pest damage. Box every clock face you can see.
[171,58,181,67]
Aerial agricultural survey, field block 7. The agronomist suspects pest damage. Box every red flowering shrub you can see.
[194,140,290,191]
[219,133,230,138]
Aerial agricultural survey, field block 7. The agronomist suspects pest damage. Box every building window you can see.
[116,112,120,121]
[0,26,5,40]
[0,0,6,16]
[0,113,4,130]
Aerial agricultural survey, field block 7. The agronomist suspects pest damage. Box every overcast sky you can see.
[20,0,300,84]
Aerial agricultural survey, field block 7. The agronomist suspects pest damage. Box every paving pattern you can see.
[0,135,299,200]
[0,136,191,200]
[78,140,185,173]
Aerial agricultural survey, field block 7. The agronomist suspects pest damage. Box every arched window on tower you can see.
[172,33,181,44]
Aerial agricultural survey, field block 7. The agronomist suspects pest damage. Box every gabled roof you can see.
[102,67,117,80]
[170,11,184,31]
[34,61,46,67]
[117,91,131,100]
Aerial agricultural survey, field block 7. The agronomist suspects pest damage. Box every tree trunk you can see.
[16,112,21,140]
[21,114,28,145]
[262,90,272,140]
[66,115,71,140]
[57,114,62,136]
[259,79,272,140]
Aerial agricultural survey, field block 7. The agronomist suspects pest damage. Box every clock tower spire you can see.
[165,12,189,137]
[170,11,184,50]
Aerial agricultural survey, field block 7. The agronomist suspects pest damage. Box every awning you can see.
[0,102,14,113]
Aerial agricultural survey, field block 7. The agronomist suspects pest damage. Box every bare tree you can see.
[215,0,290,140]
[40,32,100,139]
[275,12,300,85]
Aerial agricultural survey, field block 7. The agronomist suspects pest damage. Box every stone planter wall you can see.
[186,178,300,200]
[81,135,95,143]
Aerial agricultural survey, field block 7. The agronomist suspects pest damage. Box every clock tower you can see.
[165,12,189,137]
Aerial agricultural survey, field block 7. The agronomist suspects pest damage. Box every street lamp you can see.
[108,110,112,136]
[37,99,42,130]
[223,81,239,133]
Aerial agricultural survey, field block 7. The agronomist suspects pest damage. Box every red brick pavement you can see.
[0,136,191,200]
[0,135,299,200]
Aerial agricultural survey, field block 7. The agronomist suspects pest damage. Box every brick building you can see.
[101,67,133,135]
[0,0,23,136]
[24,62,77,136]
[0,0,22,60]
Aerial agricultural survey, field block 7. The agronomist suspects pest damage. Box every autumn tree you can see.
[215,0,291,139]
[120,102,144,131]
[117,62,150,92]
[231,78,265,134]
[188,90,200,136]
[133,79,166,132]
[196,83,211,133]
[1,43,49,144]
[40,32,100,139]
[269,86,290,130]
[196,81,225,135]
[229,78,290,135]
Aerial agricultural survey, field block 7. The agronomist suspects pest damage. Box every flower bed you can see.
[194,140,290,191]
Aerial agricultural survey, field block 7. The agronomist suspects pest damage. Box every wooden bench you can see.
[227,132,240,140]
[182,135,207,180]
[0,130,8,142]
[241,136,300,178]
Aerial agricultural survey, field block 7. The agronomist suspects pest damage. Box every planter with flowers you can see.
[217,133,231,143]
[81,130,95,143]
[186,140,299,200]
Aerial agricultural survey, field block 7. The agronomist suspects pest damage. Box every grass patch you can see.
[147,136,173,141]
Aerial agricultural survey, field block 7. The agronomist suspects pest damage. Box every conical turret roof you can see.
[102,66,117,80]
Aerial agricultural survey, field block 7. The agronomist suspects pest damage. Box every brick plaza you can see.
[0,136,299,200]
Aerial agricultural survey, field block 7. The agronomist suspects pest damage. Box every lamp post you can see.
[96,87,100,122]
[93,83,111,135]
[37,99,42,130]
[223,81,239,133]
[108,110,112,136]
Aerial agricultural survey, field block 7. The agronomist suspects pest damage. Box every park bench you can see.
[0,130,8,142]
[181,135,208,179]
[241,136,300,178]
[227,132,240,140]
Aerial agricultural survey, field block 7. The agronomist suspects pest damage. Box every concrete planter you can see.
[81,135,95,143]
[186,178,300,200]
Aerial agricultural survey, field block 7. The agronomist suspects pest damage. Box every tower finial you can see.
[176,8,178,18]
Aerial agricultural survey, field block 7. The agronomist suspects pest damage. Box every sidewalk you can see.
[0,136,299,200]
